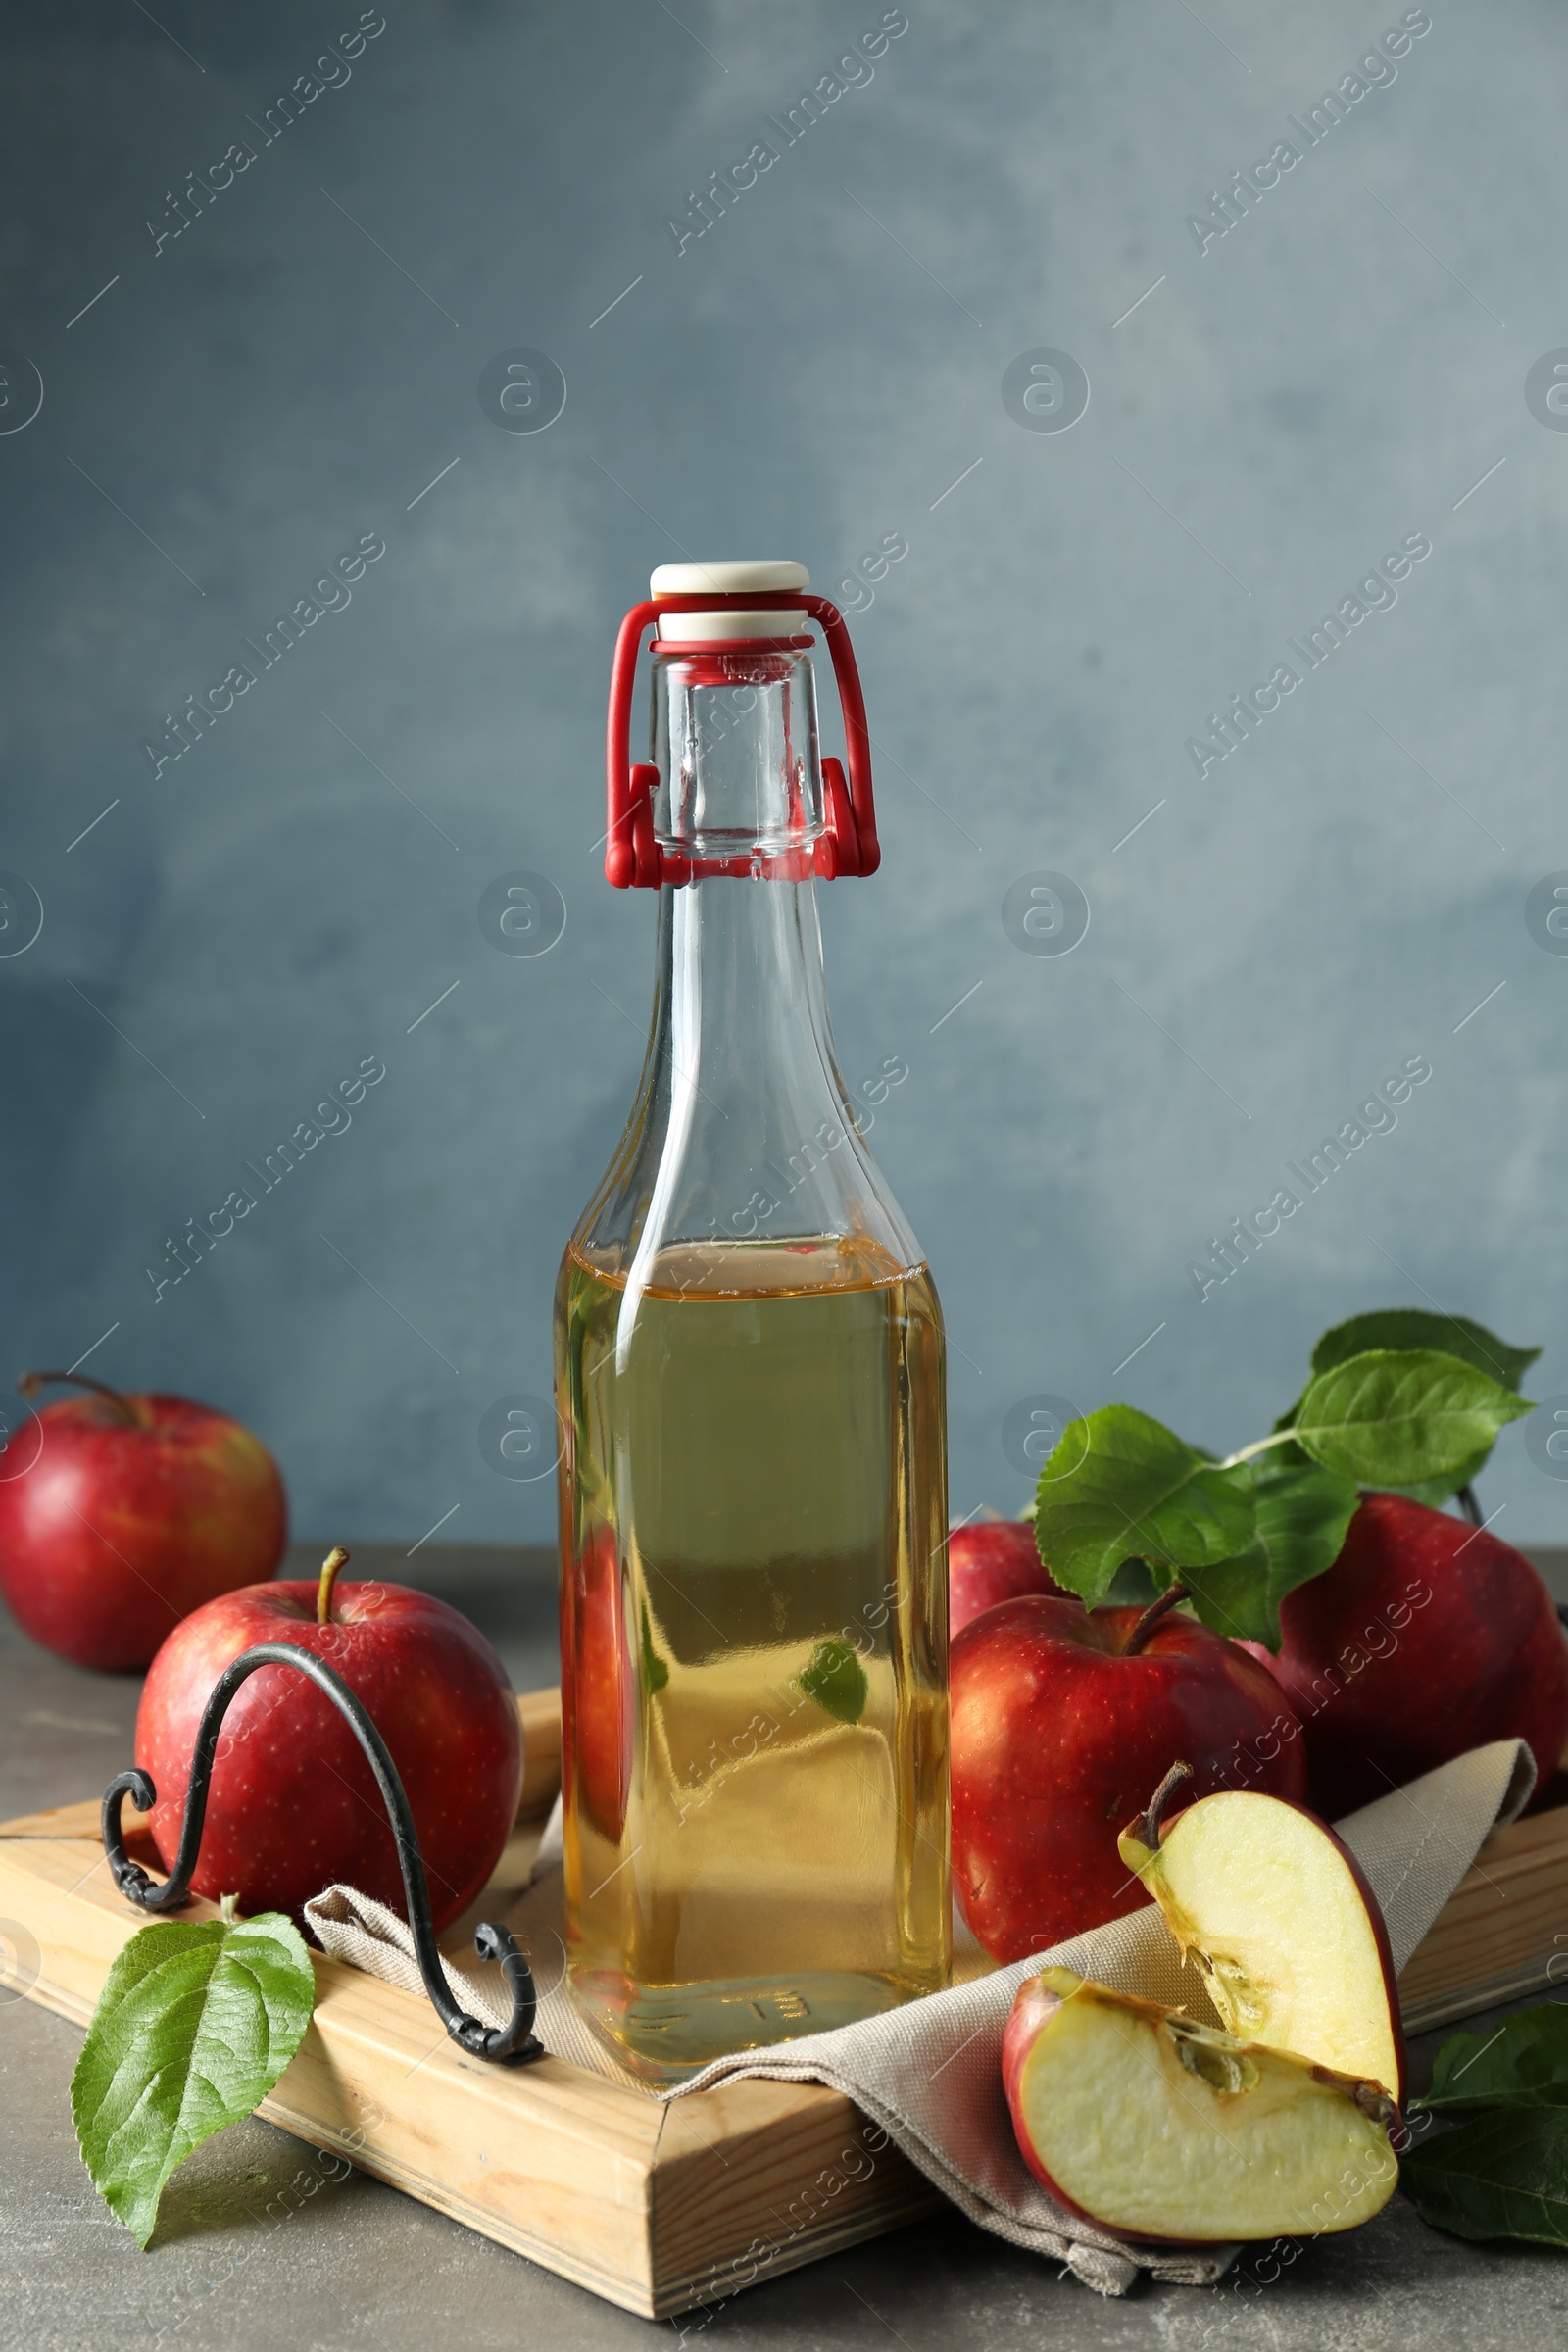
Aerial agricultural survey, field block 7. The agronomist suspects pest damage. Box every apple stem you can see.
[317,1545,351,1625]
[1131,1759,1195,1851]
[16,1369,140,1425]
[1456,1485,1483,1528]
[1123,1581,1192,1657]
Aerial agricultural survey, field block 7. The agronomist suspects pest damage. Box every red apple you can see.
[951,1592,1308,1960]
[948,1516,1067,1639]
[560,1523,632,1839]
[135,1549,523,1931]
[1268,1492,1568,1817]
[0,1372,287,1672]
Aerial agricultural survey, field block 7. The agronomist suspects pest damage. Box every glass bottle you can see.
[555,561,949,2082]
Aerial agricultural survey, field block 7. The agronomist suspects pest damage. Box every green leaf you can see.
[72,1911,315,2247]
[799,1637,868,1725]
[1422,2005,1568,2112]
[1313,1310,1540,1395]
[1183,1458,1359,1649]
[1292,1350,1533,1488]
[1033,1406,1256,1607]
[1400,2109,1568,2246]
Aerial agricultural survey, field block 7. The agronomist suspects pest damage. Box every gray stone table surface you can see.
[4,1544,1568,2352]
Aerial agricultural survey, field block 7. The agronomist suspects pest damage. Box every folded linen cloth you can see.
[306,1737,1534,2298]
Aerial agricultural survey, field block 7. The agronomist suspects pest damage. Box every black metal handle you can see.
[102,1642,545,2068]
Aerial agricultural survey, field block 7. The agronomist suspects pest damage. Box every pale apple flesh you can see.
[1118,1781,1405,2101]
[1004,1968,1399,2243]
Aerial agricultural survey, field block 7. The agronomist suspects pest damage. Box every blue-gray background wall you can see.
[3,0,1565,1549]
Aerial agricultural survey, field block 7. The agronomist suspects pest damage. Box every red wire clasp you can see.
[604,589,881,888]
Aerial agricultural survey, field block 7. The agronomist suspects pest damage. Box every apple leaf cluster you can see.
[1402,2004,1568,2246]
[1032,1309,1537,1647]
[72,1909,315,2247]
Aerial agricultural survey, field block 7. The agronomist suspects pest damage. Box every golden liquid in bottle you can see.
[555,1233,950,2081]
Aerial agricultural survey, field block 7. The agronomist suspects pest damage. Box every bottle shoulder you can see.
[561,1232,940,1303]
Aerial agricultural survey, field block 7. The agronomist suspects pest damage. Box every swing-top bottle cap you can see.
[608,561,880,883]
[651,559,808,643]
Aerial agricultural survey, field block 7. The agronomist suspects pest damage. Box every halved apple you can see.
[1003,1967,1400,2243]
[1117,1763,1405,2100]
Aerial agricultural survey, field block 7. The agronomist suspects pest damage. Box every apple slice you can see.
[1118,1763,1405,2100]
[1004,1968,1400,2243]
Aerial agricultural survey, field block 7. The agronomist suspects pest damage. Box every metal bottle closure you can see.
[604,559,881,889]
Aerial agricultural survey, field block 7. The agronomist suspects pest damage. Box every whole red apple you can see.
[0,1372,287,1672]
[948,1515,1067,1639]
[951,1591,1308,1960]
[1268,1492,1568,1818]
[135,1549,523,1932]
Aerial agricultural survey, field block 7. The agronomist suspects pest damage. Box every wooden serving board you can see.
[3,1689,1565,2317]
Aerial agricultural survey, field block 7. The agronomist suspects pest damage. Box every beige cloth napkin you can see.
[306,1738,1535,2299]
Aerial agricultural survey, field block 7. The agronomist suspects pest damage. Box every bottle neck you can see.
[575,872,921,1288]
[572,645,922,1292]
[662,873,825,1110]
[646,874,858,1236]
[644,645,848,1238]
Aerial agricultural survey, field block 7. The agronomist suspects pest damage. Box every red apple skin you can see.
[1266,1795,1408,2104]
[560,1524,632,1840]
[1002,1975,1076,2207]
[1002,1972,1066,2168]
[135,1578,522,1932]
[0,1391,287,1672]
[949,1520,1068,1640]
[1269,1493,1568,1818]
[952,1596,1308,1961]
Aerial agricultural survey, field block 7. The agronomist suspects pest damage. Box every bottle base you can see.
[569,1965,936,2084]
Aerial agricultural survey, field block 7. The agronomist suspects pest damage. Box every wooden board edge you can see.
[256,2085,663,2319]
[0,1799,122,1838]
[5,1969,96,2033]
[648,2085,947,2318]
[649,2177,944,2320]
[1400,1958,1561,2036]
[250,2077,941,2323]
